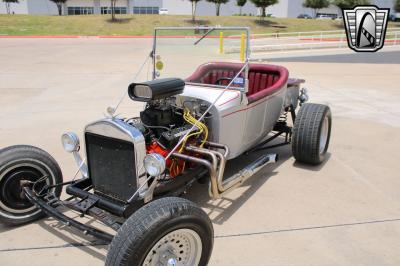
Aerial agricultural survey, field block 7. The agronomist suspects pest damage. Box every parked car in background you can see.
[159,8,168,15]
[389,14,397,21]
[297,14,312,19]
[316,14,333,20]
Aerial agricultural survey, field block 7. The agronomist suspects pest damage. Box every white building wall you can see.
[94,0,101,14]
[162,0,191,15]
[160,0,258,16]
[133,0,162,7]
[267,0,289,17]
[0,0,396,16]
[98,0,129,7]
[195,1,258,16]
[0,0,28,14]
[239,1,260,16]
[67,0,96,7]
[27,0,58,15]
[287,3,341,18]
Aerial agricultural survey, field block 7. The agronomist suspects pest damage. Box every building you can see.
[266,0,395,18]
[0,0,59,15]
[0,0,396,17]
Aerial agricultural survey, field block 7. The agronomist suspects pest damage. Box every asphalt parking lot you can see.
[1,39,400,265]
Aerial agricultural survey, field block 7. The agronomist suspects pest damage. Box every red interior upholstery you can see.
[186,62,244,87]
[186,62,289,104]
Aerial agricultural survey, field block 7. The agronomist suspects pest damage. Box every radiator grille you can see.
[85,132,137,202]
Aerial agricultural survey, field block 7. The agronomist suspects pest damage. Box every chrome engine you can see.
[81,79,207,202]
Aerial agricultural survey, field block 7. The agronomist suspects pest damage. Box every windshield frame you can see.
[152,26,251,92]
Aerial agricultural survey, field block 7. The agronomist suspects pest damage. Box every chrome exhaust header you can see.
[219,153,278,197]
[185,145,278,199]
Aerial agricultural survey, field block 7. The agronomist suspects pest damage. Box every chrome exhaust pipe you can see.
[220,153,278,196]
[171,152,219,198]
[201,148,278,197]
[186,145,278,199]
[203,141,230,157]
[187,144,228,185]
[207,149,227,193]
[185,146,220,199]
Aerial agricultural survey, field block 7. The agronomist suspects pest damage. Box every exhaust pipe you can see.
[171,152,219,198]
[186,145,278,199]
[221,153,278,196]
[185,146,220,199]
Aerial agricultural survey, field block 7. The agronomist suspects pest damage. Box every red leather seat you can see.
[202,70,237,86]
[186,62,244,87]
[186,62,289,104]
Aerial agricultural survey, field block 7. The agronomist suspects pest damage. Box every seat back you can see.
[248,71,280,96]
[186,62,289,103]
[202,69,238,85]
[186,62,243,87]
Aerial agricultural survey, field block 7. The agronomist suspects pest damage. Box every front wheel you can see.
[106,197,213,266]
[0,145,63,226]
[292,103,332,165]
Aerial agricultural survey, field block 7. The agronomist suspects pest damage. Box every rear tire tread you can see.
[292,103,331,165]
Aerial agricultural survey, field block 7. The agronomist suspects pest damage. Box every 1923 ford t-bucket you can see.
[0,27,331,265]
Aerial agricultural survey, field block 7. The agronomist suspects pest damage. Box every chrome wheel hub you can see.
[0,162,48,214]
[143,229,202,266]
[319,116,329,154]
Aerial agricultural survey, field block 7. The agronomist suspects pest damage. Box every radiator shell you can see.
[84,118,147,202]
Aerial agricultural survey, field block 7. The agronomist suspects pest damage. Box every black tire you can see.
[106,197,213,266]
[292,103,332,165]
[0,145,63,226]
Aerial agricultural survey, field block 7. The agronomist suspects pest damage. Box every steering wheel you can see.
[214,77,232,85]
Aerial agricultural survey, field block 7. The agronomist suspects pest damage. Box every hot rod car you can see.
[0,27,331,266]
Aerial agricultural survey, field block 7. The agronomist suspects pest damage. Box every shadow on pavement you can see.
[37,216,108,260]
[0,137,329,256]
[186,136,330,225]
[292,152,331,171]
[0,222,31,234]
[185,139,292,225]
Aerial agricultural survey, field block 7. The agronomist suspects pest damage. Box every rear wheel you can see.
[0,145,63,226]
[292,103,332,165]
[106,197,213,266]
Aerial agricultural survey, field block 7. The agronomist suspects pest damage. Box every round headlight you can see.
[144,153,166,177]
[61,132,80,153]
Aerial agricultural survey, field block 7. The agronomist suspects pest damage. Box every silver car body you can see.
[177,83,290,159]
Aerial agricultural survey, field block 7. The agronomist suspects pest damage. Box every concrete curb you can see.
[0,35,151,39]
[0,35,242,39]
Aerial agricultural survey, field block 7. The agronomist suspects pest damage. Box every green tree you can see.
[237,0,247,15]
[303,0,330,17]
[49,0,67,16]
[110,0,117,21]
[331,0,370,9]
[395,0,400,12]
[3,0,18,14]
[206,0,230,16]
[189,0,202,21]
[250,0,279,19]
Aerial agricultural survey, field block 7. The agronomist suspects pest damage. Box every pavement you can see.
[1,38,400,266]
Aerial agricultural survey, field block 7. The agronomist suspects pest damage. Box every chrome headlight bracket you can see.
[61,132,88,178]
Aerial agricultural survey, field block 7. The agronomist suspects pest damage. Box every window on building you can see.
[133,7,159,14]
[68,7,94,15]
[101,7,127,15]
